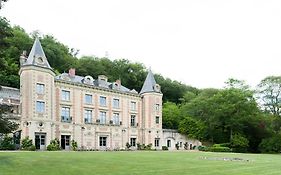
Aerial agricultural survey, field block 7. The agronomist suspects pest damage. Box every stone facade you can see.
[16,38,201,150]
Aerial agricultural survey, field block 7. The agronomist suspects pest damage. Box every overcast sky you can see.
[1,0,281,89]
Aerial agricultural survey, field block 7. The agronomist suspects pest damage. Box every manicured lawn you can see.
[0,151,280,175]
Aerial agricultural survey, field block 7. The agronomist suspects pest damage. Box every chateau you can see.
[15,38,201,150]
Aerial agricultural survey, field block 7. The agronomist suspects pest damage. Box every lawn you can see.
[0,151,280,175]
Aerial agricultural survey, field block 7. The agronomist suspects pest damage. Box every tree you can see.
[178,116,205,140]
[0,104,19,134]
[0,0,8,9]
[162,102,181,129]
[256,76,281,117]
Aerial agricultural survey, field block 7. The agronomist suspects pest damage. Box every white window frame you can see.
[36,83,45,94]
[84,109,92,124]
[113,98,120,108]
[61,90,70,101]
[85,94,92,104]
[99,96,107,106]
[99,111,106,124]
[112,113,120,125]
[130,101,136,111]
[61,107,70,122]
[36,101,45,113]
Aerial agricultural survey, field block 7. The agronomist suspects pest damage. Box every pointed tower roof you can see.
[140,69,161,94]
[23,38,52,69]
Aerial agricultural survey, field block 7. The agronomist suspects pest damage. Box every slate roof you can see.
[23,38,52,69]
[55,73,138,95]
[140,69,158,94]
[0,86,20,100]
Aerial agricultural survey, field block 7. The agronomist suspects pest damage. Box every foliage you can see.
[162,102,181,129]
[259,134,281,153]
[256,76,281,117]
[0,104,19,134]
[209,146,232,152]
[0,135,15,150]
[178,116,205,140]
[21,136,35,151]
[125,142,131,149]
[71,140,78,151]
[230,134,249,152]
[162,146,168,150]
[47,138,60,151]
[175,142,179,150]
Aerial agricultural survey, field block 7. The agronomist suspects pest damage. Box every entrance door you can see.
[61,135,70,150]
[35,133,46,150]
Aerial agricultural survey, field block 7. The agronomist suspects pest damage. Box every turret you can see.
[19,38,55,149]
[140,69,163,147]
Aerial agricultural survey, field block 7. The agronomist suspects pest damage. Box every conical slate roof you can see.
[24,38,52,69]
[140,69,159,94]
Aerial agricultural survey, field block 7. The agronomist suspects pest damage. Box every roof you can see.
[0,85,20,102]
[140,69,160,94]
[23,38,52,69]
[55,73,138,95]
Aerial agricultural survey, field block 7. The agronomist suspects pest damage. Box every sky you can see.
[1,0,281,89]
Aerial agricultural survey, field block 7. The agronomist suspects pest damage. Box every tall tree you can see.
[0,104,18,134]
[256,76,281,117]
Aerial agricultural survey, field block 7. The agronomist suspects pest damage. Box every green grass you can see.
[0,151,281,175]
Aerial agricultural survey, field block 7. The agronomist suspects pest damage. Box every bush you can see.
[47,138,60,151]
[71,140,78,151]
[28,145,36,151]
[162,146,168,150]
[21,137,35,151]
[175,143,179,150]
[145,143,152,150]
[209,146,231,152]
[0,135,15,150]
[198,145,209,151]
[230,134,249,153]
[259,134,281,153]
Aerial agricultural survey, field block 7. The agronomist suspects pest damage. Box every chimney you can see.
[116,79,121,86]
[69,68,75,77]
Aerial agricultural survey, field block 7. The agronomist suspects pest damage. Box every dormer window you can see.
[36,57,44,64]
[154,84,161,92]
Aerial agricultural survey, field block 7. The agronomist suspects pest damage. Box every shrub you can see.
[230,134,249,153]
[71,140,78,151]
[184,142,188,150]
[29,145,36,151]
[21,137,35,151]
[259,134,281,153]
[0,135,15,150]
[47,138,60,151]
[126,142,131,149]
[145,143,152,150]
[162,146,168,150]
[209,146,231,152]
[198,145,209,151]
[175,143,179,150]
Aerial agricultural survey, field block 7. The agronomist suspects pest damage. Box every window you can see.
[100,96,106,106]
[112,113,120,125]
[61,90,70,101]
[130,101,136,111]
[85,94,92,104]
[61,107,70,122]
[113,98,119,108]
[155,104,160,111]
[36,101,45,113]
[36,83,44,94]
[167,140,171,147]
[130,115,136,127]
[84,110,92,124]
[99,111,106,124]
[99,137,107,146]
[156,116,160,124]
[130,138,136,147]
[155,138,160,147]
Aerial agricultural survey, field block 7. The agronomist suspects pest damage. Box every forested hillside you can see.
[0,17,193,103]
[1,16,281,153]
